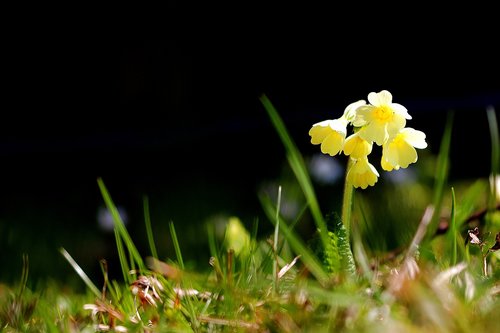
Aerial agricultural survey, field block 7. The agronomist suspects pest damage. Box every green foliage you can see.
[322,214,356,277]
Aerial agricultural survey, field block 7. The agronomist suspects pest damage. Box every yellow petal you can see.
[381,156,395,171]
[343,100,366,123]
[396,142,418,168]
[353,105,374,127]
[401,128,427,149]
[344,133,372,159]
[347,158,379,189]
[309,125,333,144]
[321,132,344,156]
[368,90,393,107]
[309,119,347,145]
[359,121,387,146]
[386,114,407,138]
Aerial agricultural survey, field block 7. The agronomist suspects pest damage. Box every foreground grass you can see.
[1,99,499,332]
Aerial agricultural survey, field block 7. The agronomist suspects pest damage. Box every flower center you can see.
[373,106,393,122]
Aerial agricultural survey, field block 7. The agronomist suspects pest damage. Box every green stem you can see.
[342,158,355,240]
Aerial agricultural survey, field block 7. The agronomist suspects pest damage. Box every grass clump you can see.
[1,94,499,332]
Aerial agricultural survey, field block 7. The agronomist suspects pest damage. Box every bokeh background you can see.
[1,13,499,288]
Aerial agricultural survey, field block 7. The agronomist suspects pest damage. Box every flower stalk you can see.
[341,158,355,239]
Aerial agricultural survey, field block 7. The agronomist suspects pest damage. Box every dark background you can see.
[1,10,499,286]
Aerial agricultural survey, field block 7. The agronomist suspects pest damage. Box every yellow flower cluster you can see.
[309,90,427,189]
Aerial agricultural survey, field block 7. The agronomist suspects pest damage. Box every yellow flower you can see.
[342,99,366,123]
[343,130,373,159]
[381,127,428,171]
[309,118,348,156]
[353,90,411,146]
[347,157,379,189]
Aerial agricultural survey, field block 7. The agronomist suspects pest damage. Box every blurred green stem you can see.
[342,158,355,240]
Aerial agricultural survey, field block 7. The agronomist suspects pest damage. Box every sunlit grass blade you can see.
[168,221,201,329]
[426,110,454,241]
[143,195,158,259]
[97,177,145,272]
[169,221,185,270]
[273,185,282,293]
[448,187,457,266]
[207,223,220,263]
[259,192,329,284]
[260,94,329,252]
[114,227,132,284]
[60,247,101,298]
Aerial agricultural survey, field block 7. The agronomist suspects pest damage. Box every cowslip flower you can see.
[309,118,349,156]
[346,157,379,189]
[309,89,426,190]
[381,128,428,171]
[343,130,373,159]
[309,100,366,156]
[353,90,411,146]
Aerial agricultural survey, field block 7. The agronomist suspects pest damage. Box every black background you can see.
[1,7,499,284]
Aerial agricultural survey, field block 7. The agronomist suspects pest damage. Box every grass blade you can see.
[143,196,159,259]
[260,94,329,253]
[97,178,145,272]
[273,185,282,293]
[169,221,185,270]
[60,247,101,298]
[114,227,131,284]
[449,187,457,266]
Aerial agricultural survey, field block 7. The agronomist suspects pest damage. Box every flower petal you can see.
[353,105,374,127]
[344,132,373,159]
[396,141,418,168]
[347,158,379,189]
[359,121,387,146]
[386,114,407,138]
[381,156,395,171]
[401,128,428,149]
[383,135,418,169]
[309,124,333,144]
[368,90,392,106]
[343,100,366,123]
[321,132,345,156]
[392,103,412,119]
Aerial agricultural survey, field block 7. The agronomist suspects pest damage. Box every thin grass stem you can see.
[143,196,158,259]
[273,185,282,293]
[169,221,184,270]
[59,247,101,298]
